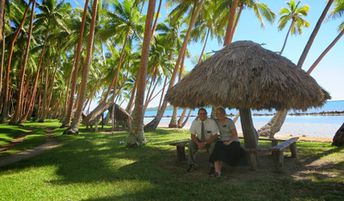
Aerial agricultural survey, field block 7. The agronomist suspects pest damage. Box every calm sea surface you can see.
[144,100,344,139]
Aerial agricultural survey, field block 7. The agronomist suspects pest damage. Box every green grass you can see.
[0,120,60,156]
[0,122,343,201]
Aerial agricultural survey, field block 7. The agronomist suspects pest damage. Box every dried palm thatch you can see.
[166,40,330,110]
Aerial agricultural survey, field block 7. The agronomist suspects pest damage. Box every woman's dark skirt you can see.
[209,141,245,166]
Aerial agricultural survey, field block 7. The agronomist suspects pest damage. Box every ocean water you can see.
[144,100,344,139]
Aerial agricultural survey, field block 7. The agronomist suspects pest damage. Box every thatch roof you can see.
[166,40,330,110]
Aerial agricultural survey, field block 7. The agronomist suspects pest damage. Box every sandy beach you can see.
[145,115,342,142]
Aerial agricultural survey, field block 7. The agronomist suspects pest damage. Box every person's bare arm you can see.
[191,133,205,149]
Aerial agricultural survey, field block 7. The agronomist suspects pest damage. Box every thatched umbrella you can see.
[166,40,330,149]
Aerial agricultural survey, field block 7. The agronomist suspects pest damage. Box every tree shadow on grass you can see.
[0,129,343,201]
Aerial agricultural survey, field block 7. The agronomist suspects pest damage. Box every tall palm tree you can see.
[0,0,31,123]
[61,0,89,127]
[307,0,344,74]
[144,0,205,131]
[65,0,98,134]
[297,0,335,68]
[83,0,144,125]
[259,0,335,138]
[127,0,156,146]
[278,0,310,54]
[10,0,36,124]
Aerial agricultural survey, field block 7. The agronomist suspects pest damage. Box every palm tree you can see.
[127,0,156,146]
[61,0,89,127]
[0,0,5,42]
[65,0,98,134]
[307,0,344,74]
[297,0,335,68]
[0,1,31,123]
[10,0,36,124]
[83,0,144,125]
[278,0,310,54]
[144,0,205,131]
[259,0,335,138]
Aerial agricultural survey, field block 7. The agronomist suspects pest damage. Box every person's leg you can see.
[214,160,222,177]
[187,140,198,171]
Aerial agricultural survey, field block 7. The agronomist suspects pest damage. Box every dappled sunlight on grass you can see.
[0,121,343,200]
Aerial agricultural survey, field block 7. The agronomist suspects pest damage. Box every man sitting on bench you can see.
[187,108,219,172]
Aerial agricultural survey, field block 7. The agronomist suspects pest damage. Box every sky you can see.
[67,0,343,108]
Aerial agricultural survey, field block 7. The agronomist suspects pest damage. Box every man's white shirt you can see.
[189,118,219,140]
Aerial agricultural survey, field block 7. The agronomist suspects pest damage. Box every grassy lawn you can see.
[0,120,59,156]
[0,121,343,201]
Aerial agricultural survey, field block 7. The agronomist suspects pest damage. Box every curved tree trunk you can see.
[280,22,293,55]
[297,0,334,68]
[0,2,30,123]
[127,0,156,147]
[307,28,344,74]
[258,0,334,138]
[169,51,186,128]
[65,0,98,134]
[180,109,192,128]
[144,1,204,132]
[62,0,89,127]
[10,0,36,124]
[20,39,47,122]
[126,80,137,114]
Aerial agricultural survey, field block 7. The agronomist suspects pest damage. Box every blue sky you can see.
[67,0,343,107]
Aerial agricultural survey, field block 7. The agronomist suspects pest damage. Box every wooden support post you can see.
[290,143,297,158]
[176,143,186,161]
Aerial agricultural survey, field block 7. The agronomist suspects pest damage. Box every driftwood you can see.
[332,123,344,147]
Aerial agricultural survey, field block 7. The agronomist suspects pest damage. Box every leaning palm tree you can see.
[259,0,335,138]
[144,0,205,131]
[127,0,156,146]
[307,0,344,74]
[0,0,31,123]
[65,0,98,134]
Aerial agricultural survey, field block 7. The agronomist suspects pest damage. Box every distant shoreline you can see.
[144,111,344,118]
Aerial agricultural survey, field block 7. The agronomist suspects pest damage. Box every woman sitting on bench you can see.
[209,107,245,177]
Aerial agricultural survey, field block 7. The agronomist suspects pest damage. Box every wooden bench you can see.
[169,137,299,170]
[245,137,299,170]
[169,141,188,161]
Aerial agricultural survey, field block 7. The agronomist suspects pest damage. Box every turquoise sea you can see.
[144,100,344,139]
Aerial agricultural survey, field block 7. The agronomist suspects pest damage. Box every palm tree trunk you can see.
[157,76,168,110]
[20,42,47,122]
[297,0,334,68]
[280,22,293,55]
[145,1,204,131]
[65,0,98,134]
[127,0,156,146]
[0,0,4,42]
[224,0,239,45]
[0,0,6,98]
[11,0,36,124]
[197,28,209,64]
[307,28,344,74]
[150,0,162,38]
[62,0,89,127]
[0,2,30,122]
[259,0,335,138]
[232,3,243,38]
[126,81,137,114]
